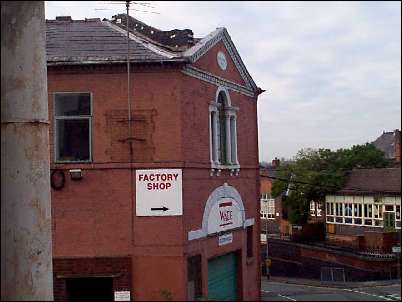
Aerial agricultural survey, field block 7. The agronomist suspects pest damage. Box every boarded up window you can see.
[106,109,155,162]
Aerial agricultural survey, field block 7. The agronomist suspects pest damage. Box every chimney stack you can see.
[272,157,280,168]
[56,16,72,21]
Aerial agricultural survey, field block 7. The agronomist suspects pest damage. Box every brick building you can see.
[47,16,263,301]
[260,158,285,236]
[325,168,401,251]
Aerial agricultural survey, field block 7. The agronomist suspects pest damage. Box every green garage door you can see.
[207,253,237,301]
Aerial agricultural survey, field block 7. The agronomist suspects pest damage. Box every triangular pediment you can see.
[183,28,258,93]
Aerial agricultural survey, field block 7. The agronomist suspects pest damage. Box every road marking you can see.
[278,294,297,301]
[261,290,271,293]
[347,289,394,301]
[385,294,401,301]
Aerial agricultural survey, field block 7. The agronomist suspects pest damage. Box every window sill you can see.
[210,163,240,176]
[212,163,240,169]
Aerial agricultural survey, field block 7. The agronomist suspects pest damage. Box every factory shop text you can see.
[137,173,179,191]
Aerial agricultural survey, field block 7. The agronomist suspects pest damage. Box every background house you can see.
[372,129,401,163]
[260,158,288,237]
[325,168,401,252]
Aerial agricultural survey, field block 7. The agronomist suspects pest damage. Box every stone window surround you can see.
[260,198,275,220]
[209,86,240,176]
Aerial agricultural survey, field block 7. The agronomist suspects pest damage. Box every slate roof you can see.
[260,167,277,179]
[111,14,195,52]
[45,16,260,95]
[337,168,401,195]
[46,18,185,65]
[372,129,401,160]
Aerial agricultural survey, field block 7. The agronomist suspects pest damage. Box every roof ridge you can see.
[103,21,182,60]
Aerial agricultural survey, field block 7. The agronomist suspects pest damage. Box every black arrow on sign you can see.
[151,206,169,211]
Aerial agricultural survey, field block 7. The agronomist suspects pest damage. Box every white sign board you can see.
[114,291,130,301]
[392,246,401,253]
[136,169,182,216]
[218,233,233,246]
[207,198,243,234]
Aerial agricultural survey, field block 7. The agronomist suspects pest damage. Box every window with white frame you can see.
[209,87,239,173]
[54,92,92,162]
[260,195,275,219]
[310,201,323,217]
[326,195,400,229]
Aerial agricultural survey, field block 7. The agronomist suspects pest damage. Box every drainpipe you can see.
[1,1,53,300]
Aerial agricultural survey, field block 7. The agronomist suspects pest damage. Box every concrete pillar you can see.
[1,1,53,300]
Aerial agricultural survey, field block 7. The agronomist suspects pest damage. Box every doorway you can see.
[207,253,237,301]
[66,277,113,301]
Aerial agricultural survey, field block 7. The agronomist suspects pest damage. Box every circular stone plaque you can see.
[217,51,227,70]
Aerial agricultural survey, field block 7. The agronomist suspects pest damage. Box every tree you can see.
[271,143,390,224]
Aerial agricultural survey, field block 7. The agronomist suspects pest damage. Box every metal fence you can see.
[320,267,346,282]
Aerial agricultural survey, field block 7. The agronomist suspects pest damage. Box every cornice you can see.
[182,65,255,98]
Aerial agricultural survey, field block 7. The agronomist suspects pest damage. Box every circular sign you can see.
[217,51,227,70]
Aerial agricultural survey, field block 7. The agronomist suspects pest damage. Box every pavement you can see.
[265,276,401,289]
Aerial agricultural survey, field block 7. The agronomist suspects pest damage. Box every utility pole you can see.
[265,214,270,279]
[1,1,53,300]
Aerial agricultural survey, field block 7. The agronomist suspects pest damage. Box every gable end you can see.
[184,28,257,92]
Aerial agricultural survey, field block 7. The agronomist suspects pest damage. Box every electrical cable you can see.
[264,175,385,193]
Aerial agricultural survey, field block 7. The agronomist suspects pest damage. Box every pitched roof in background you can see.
[372,129,401,160]
[260,166,277,179]
[338,168,401,195]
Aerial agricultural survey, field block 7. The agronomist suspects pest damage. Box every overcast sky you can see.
[45,1,401,162]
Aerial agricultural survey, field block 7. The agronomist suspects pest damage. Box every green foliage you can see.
[271,143,390,224]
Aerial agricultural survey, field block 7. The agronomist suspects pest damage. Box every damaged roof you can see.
[337,168,401,195]
[46,15,259,94]
[46,17,185,65]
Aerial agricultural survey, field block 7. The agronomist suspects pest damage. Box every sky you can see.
[45,1,401,162]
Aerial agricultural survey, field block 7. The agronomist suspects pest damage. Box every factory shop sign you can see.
[207,198,243,234]
[136,169,182,216]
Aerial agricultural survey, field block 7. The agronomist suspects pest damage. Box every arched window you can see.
[217,92,227,164]
[209,87,239,175]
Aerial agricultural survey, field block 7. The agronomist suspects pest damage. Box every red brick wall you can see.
[48,66,183,164]
[53,257,131,301]
[51,168,132,257]
[48,48,260,300]
[260,175,272,195]
[193,40,246,87]
[267,238,399,280]
[363,231,400,253]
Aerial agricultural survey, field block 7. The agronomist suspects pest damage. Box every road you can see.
[261,280,401,301]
